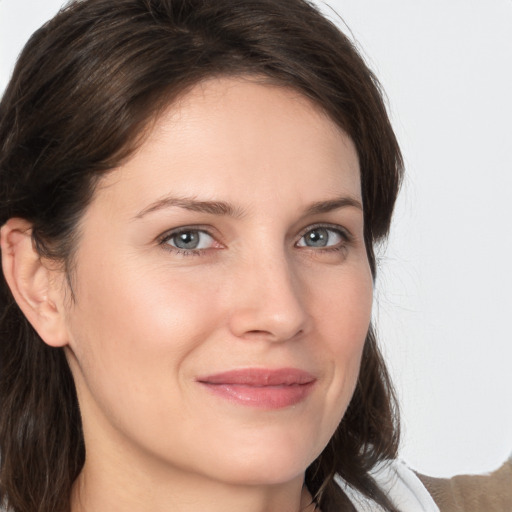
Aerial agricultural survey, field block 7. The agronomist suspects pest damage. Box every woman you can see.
[0,0,436,510]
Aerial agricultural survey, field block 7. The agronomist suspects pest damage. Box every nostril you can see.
[242,327,304,342]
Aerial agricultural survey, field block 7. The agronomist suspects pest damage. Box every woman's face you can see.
[60,77,373,487]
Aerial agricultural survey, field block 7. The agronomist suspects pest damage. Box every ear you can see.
[0,218,69,347]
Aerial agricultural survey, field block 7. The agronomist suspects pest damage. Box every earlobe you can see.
[0,218,69,347]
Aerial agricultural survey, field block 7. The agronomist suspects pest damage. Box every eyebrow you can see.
[132,194,362,220]
[133,196,246,220]
[305,197,363,215]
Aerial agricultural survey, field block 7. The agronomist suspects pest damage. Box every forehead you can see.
[98,76,361,213]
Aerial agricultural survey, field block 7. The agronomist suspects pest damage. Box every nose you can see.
[227,252,309,343]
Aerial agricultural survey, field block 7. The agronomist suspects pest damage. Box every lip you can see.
[197,368,317,409]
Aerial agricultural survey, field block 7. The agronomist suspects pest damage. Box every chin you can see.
[197,441,321,487]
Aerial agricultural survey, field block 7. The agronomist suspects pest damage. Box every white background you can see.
[1,0,511,478]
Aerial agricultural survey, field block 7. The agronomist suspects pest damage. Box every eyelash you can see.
[158,226,217,257]
[297,223,352,253]
[158,224,352,257]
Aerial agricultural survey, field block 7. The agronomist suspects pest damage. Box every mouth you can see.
[196,368,317,409]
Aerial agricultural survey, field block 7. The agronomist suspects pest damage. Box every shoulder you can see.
[416,456,512,512]
[335,459,440,512]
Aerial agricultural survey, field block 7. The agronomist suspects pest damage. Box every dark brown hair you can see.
[0,1,403,511]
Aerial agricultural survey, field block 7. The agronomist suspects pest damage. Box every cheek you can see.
[64,255,222,416]
[313,263,373,408]
[71,250,218,343]
[317,262,373,350]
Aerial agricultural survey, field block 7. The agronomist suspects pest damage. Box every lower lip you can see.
[199,382,315,409]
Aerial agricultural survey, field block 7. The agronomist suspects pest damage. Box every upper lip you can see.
[197,368,316,386]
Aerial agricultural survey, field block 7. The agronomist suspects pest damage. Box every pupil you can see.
[307,228,328,247]
[175,231,199,249]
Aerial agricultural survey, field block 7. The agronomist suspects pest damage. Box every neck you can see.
[71,446,318,512]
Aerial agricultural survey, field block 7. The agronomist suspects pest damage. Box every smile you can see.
[196,368,317,409]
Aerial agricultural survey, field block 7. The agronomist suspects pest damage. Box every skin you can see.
[1,77,373,512]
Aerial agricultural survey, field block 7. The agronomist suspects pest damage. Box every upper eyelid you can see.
[158,228,220,256]
[296,223,352,241]
[156,222,353,247]
[157,225,218,243]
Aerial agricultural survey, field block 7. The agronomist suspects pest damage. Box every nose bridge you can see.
[227,245,308,341]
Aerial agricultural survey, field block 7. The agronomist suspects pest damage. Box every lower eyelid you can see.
[157,225,352,254]
[296,226,351,247]
[158,228,226,256]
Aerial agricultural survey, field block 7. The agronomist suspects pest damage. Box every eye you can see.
[161,229,216,252]
[296,226,347,249]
